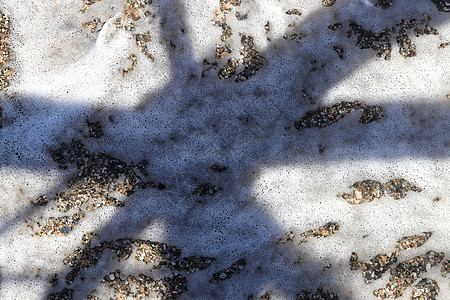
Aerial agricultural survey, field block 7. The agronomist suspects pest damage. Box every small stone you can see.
[333,45,344,59]
[294,101,365,131]
[411,278,439,300]
[362,251,399,283]
[235,11,248,20]
[192,183,219,196]
[375,0,394,9]
[322,0,337,7]
[210,164,227,172]
[300,222,340,241]
[349,252,361,270]
[328,23,342,30]
[359,105,384,124]
[87,121,103,138]
[210,258,246,282]
[49,274,59,286]
[285,9,302,16]
[31,195,48,206]
[48,288,73,300]
[342,180,383,205]
[395,232,432,251]
[296,287,338,299]
[215,44,233,59]
[441,259,450,277]
[384,178,422,200]
[431,0,450,12]
[375,251,444,298]
[285,231,295,241]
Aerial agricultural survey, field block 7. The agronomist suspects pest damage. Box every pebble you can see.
[411,278,440,300]
[0,15,10,64]
[285,231,295,241]
[192,183,219,196]
[348,16,438,59]
[375,0,394,9]
[341,178,421,205]
[49,274,59,286]
[384,178,422,200]
[82,18,102,33]
[235,11,248,20]
[212,0,241,42]
[294,101,383,131]
[86,120,103,138]
[218,58,238,79]
[360,105,384,124]
[157,256,216,273]
[134,239,182,264]
[101,269,188,299]
[81,232,97,246]
[123,54,138,76]
[349,252,361,270]
[36,132,158,236]
[349,21,392,60]
[210,1,266,82]
[63,235,215,289]
[210,258,246,282]
[215,44,233,59]
[64,242,107,284]
[299,222,339,244]
[342,180,384,204]
[81,0,155,72]
[210,164,227,172]
[30,195,48,206]
[363,251,399,283]
[441,259,450,277]
[295,101,361,130]
[86,290,99,300]
[396,232,433,251]
[374,251,444,298]
[353,233,446,299]
[328,23,342,30]
[47,288,73,300]
[322,0,337,7]
[258,292,272,300]
[0,11,13,90]
[283,33,304,42]
[37,212,85,236]
[135,32,155,61]
[234,33,267,82]
[333,45,344,59]
[431,0,450,12]
[265,21,270,34]
[286,9,302,16]
[220,23,233,41]
[296,287,338,299]
[80,0,101,13]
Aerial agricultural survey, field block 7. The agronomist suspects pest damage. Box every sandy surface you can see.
[0,0,449,299]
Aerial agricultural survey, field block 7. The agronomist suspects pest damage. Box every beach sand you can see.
[0,0,449,299]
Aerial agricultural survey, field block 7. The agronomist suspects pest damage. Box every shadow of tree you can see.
[0,0,449,299]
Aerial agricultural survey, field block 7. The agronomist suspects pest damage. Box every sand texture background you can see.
[0,0,449,299]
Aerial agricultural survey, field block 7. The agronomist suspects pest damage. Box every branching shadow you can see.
[0,0,449,299]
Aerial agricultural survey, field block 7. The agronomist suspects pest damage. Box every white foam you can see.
[0,0,449,299]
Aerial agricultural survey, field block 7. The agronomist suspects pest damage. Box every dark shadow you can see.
[0,0,448,299]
